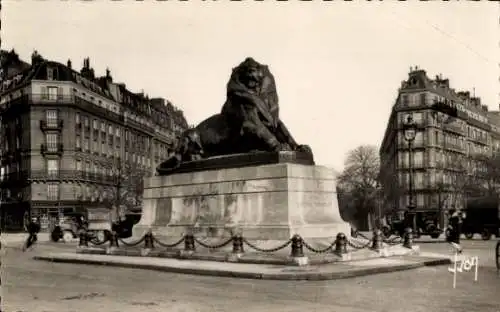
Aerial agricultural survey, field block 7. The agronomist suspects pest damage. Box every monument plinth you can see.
[135,152,350,241]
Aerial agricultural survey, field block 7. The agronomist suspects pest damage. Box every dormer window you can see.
[47,68,54,80]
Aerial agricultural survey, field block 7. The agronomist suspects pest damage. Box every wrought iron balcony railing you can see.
[40,119,64,131]
[40,143,64,156]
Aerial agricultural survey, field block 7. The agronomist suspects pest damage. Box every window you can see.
[75,160,82,171]
[47,87,58,101]
[93,140,99,152]
[75,113,80,125]
[85,161,91,173]
[46,110,58,126]
[76,135,81,149]
[100,122,106,132]
[46,159,59,177]
[420,93,427,106]
[416,194,425,207]
[413,151,424,167]
[84,116,89,127]
[115,127,120,137]
[83,138,89,151]
[108,125,113,135]
[93,119,99,129]
[412,112,423,125]
[414,131,424,145]
[401,94,409,106]
[47,183,59,200]
[414,172,424,188]
[47,68,54,80]
[45,133,58,151]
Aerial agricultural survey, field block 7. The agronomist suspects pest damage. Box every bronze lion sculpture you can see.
[157,57,313,172]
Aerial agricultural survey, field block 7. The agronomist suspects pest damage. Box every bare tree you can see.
[337,145,380,230]
[471,153,500,197]
[104,160,146,221]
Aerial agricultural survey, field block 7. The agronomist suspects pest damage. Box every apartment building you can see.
[0,50,188,231]
[379,67,493,228]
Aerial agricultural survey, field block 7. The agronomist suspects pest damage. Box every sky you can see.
[2,1,499,171]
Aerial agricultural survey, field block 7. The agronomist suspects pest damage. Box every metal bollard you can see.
[403,227,413,249]
[109,231,119,248]
[184,233,195,252]
[78,230,88,247]
[372,229,383,251]
[144,230,154,249]
[290,234,304,258]
[334,232,347,254]
[232,233,244,254]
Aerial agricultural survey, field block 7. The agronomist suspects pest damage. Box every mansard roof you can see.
[0,50,188,127]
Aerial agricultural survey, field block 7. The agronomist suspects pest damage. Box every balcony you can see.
[29,170,117,184]
[40,143,64,156]
[40,119,64,132]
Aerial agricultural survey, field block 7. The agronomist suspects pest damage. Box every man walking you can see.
[446,210,463,253]
[22,216,41,251]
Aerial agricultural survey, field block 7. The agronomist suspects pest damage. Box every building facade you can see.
[0,50,188,232]
[379,67,497,228]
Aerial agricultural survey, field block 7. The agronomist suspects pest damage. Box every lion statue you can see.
[157,57,313,173]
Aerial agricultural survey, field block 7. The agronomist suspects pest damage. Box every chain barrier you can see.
[356,232,371,240]
[383,236,402,245]
[242,237,292,253]
[347,238,372,250]
[89,237,109,246]
[118,235,146,247]
[193,237,233,249]
[302,239,338,254]
[151,234,185,248]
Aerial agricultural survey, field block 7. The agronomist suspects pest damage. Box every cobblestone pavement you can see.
[2,240,499,312]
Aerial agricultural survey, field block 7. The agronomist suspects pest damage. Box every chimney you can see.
[105,67,113,82]
[67,59,72,69]
[31,50,43,65]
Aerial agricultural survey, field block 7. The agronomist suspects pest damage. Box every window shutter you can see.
[58,87,63,100]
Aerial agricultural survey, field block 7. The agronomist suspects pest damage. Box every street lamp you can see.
[403,114,418,235]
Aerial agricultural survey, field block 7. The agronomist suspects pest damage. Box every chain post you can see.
[109,231,119,248]
[184,233,195,252]
[290,234,304,258]
[372,229,383,251]
[403,227,413,249]
[144,229,154,249]
[334,232,347,254]
[232,233,244,254]
[78,229,88,248]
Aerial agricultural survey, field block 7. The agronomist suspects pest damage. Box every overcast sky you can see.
[2,1,498,171]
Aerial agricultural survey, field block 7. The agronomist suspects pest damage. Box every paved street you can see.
[2,240,500,312]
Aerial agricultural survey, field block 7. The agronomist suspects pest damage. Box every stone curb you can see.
[33,254,451,281]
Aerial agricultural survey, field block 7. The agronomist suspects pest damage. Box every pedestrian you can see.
[22,216,41,252]
[446,210,462,253]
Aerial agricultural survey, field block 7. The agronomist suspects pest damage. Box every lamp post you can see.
[403,114,418,235]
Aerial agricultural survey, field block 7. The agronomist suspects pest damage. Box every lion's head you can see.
[228,57,278,100]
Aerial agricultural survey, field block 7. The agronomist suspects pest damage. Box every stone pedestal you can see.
[134,161,350,242]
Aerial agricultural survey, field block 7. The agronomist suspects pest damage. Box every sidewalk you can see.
[1,233,58,248]
[34,251,451,281]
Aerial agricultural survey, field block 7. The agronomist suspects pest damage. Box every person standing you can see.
[22,216,41,251]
